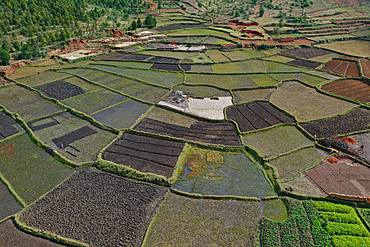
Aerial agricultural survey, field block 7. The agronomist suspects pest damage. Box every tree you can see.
[272,26,281,36]
[235,10,240,17]
[0,48,10,65]
[130,20,137,30]
[137,19,142,28]
[260,7,265,17]
[144,15,156,29]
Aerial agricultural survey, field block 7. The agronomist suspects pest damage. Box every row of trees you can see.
[129,15,157,30]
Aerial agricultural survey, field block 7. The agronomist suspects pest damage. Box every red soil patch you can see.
[254,6,260,18]
[340,55,360,61]
[2,61,30,76]
[242,29,263,38]
[279,38,314,46]
[360,58,370,78]
[333,0,360,7]
[306,157,370,197]
[342,137,357,144]
[327,157,339,163]
[322,79,370,102]
[0,144,15,157]
[322,59,360,77]
[228,20,258,30]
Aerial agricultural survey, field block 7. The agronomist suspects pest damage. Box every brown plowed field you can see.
[0,112,20,140]
[19,167,168,247]
[360,58,370,78]
[0,218,63,247]
[301,108,370,138]
[103,133,185,178]
[134,118,241,146]
[322,59,360,77]
[305,157,370,197]
[322,79,370,102]
[333,0,360,7]
[280,48,332,59]
[226,101,294,132]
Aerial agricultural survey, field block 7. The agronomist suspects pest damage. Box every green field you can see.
[145,107,197,128]
[270,81,356,122]
[242,126,314,159]
[205,50,230,63]
[30,112,116,163]
[0,134,73,205]
[16,71,71,87]
[171,84,230,98]
[61,90,128,115]
[232,88,276,104]
[173,148,275,198]
[185,73,258,89]
[0,85,63,121]
[268,147,327,181]
[91,61,154,70]
[91,100,151,129]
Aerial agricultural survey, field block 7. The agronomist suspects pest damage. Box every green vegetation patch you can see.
[173,148,275,198]
[91,100,151,129]
[306,70,342,80]
[16,71,71,87]
[145,107,197,128]
[31,112,116,163]
[89,65,183,87]
[262,55,296,63]
[314,201,370,246]
[211,62,244,73]
[186,53,213,63]
[269,73,296,82]
[242,126,314,159]
[144,193,262,247]
[261,199,331,247]
[0,180,23,220]
[61,90,128,115]
[0,85,63,121]
[61,76,101,92]
[299,73,329,87]
[205,50,230,63]
[57,60,92,69]
[236,59,266,73]
[316,40,370,58]
[189,64,213,73]
[262,199,288,222]
[172,85,230,98]
[249,74,279,87]
[265,61,305,73]
[165,28,235,41]
[232,88,275,104]
[185,73,257,89]
[271,81,356,122]
[8,65,58,80]
[222,51,252,61]
[269,147,327,181]
[0,134,73,205]
[91,61,153,70]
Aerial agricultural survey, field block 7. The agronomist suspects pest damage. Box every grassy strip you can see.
[0,172,26,207]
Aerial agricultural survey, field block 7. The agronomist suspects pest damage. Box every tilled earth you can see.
[35,79,86,100]
[0,112,20,140]
[226,101,294,132]
[322,79,370,102]
[134,118,241,146]
[279,48,332,59]
[0,218,63,247]
[301,107,370,138]
[103,132,185,178]
[19,167,169,247]
[287,59,321,69]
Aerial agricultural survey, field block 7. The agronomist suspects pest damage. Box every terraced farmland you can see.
[321,79,370,103]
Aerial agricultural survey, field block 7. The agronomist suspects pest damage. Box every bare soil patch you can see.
[0,218,63,247]
[322,59,360,77]
[0,112,20,140]
[35,79,86,100]
[103,133,185,178]
[287,59,321,69]
[280,48,332,59]
[301,108,370,138]
[322,79,370,102]
[94,52,152,61]
[19,167,168,247]
[305,156,370,197]
[226,101,294,132]
[134,118,241,146]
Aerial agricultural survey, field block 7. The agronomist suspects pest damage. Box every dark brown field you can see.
[279,48,332,59]
[19,167,168,247]
[103,133,185,178]
[134,118,241,146]
[322,79,370,102]
[226,101,294,132]
[322,59,360,77]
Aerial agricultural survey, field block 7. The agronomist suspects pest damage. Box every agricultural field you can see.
[226,101,294,132]
[242,126,314,159]
[173,147,275,198]
[28,112,116,163]
[317,40,370,57]
[0,85,63,121]
[145,193,287,246]
[270,81,356,122]
[2,6,370,245]
[321,79,370,103]
[102,132,185,178]
[301,107,370,138]
[18,167,169,247]
[0,134,73,205]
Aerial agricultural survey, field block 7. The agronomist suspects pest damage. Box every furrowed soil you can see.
[322,79,370,103]
[19,167,168,247]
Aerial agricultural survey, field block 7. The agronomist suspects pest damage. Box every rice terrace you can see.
[1,0,370,246]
